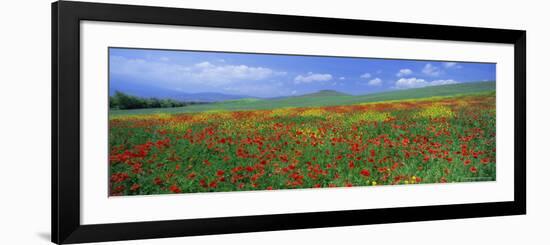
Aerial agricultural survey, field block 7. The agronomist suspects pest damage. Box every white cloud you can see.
[422,63,443,76]
[443,62,455,68]
[195,64,278,82]
[368,78,383,86]
[109,56,291,98]
[394,77,459,89]
[396,68,413,77]
[360,73,372,79]
[443,62,462,69]
[339,76,346,80]
[194,61,214,68]
[394,78,428,89]
[294,72,333,84]
[430,79,459,86]
[111,56,286,87]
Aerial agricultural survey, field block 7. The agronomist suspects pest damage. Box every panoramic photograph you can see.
[108,47,496,196]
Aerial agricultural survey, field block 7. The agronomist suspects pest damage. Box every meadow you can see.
[110,81,495,116]
[108,83,496,196]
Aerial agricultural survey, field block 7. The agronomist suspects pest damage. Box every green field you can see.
[109,87,497,195]
[110,81,495,116]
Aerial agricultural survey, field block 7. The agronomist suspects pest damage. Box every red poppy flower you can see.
[110,173,129,183]
[216,170,225,176]
[112,185,125,194]
[199,179,207,187]
[153,177,163,185]
[348,160,355,169]
[470,166,478,173]
[209,181,218,188]
[360,169,371,177]
[169,184,181,193]
[391,162,400,170]
[130,183,140,191]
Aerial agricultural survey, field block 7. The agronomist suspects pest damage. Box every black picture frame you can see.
[52,1,526,244]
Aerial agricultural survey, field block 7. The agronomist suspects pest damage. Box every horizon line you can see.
[110,80,496,101]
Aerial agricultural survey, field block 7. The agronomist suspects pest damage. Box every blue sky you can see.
[109,48,496,98]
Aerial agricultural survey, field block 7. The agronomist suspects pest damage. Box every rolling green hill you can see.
[289,89,349,98]
[110,81,495,116]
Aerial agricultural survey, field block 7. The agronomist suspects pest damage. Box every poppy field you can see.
[108,92,496,196]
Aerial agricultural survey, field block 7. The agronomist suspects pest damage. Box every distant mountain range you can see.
[110,81,495,103]
[109,81,255,102]
[167,92,253,102]
[289,90,349,98]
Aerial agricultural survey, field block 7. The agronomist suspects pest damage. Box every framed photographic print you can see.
[52,1,526,244]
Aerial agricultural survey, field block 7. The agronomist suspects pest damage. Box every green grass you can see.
[110,81,495,116]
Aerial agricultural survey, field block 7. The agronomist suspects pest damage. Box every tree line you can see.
[109,91,208,109]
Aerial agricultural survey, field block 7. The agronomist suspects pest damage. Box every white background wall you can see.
[0,0,547,244]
